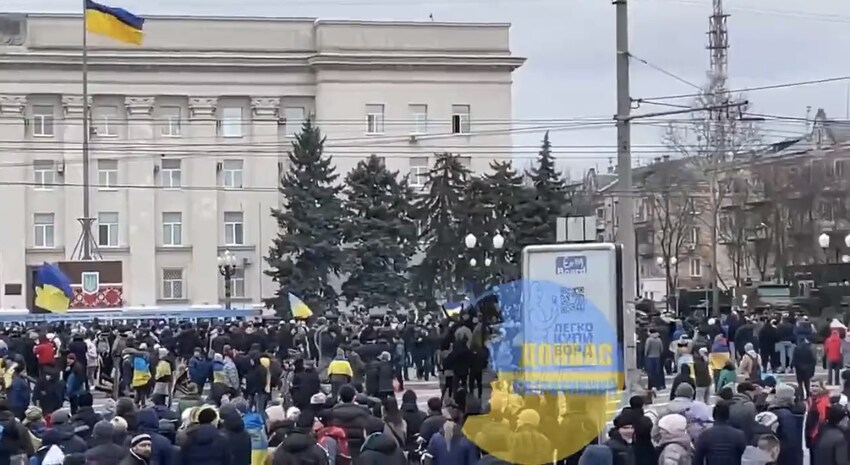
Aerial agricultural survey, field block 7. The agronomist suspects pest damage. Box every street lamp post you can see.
[217,249,238,310]
[464,231,506,290]
[656,255,677,312]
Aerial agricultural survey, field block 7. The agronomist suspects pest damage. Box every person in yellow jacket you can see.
[327,349,353,398]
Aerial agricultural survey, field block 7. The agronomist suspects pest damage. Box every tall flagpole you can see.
[75,0,96,260]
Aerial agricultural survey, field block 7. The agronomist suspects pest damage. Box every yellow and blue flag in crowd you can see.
[288,293,314,319]
[85,0,145,45]
[34,262,73,314]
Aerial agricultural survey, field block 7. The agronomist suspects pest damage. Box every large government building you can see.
[0,14,524,309]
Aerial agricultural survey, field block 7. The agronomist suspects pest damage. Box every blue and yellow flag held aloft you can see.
[288,293,314,319]
[34,262,73,314]
[85,0,145,45]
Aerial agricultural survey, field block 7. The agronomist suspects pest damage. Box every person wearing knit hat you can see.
[127,434,152,464]
[516,409,540,430]
[656,413,692,464]
[85,420,127,465]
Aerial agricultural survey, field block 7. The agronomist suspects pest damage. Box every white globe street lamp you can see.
[465,233,477,249]
[469,258,477,267]
[484,258,492,267]
[671,256,677,265]
[845,233,850,248]
[818,233,831,249]
[217,250,238,310]
[842,255,850,264]
[492,233,505,250]
[656,256,664,266]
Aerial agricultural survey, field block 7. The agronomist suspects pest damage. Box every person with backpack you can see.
[738,344,762,382]
[656,414,693,465]
[272,412,328,465]
[315,412,350,465]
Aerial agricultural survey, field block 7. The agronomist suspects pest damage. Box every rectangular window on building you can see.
[220,107,243,138]
[161,159,182,188]
[230,267,246,298]
[162,212,183,246]
[224,211,244,245]
[451,105,471,134]
[221,160,243,189]
[161,268,185,300]
[366,104,385,135]
[690,226,701,245]
[97,159,118,190]
[283,107,305,138]
[33,213,55,248]
[33,160,55,190]
[160,106,182,137]
[97,212,119,247]
[689,257,702,277]
[32,105,55,137]
[95,105,119,137]
[409,157,429,187]
[409,104,428,135]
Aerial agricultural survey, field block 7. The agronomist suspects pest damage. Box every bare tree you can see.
[643,158,699,302]
[663,76,762,313]
[717,176,752,285]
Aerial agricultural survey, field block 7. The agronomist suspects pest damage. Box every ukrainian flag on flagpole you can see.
[34,262,73,314]
[85,0,145,46]
[288,293,313,319]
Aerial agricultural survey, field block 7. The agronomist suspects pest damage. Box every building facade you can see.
[0,14,524,309]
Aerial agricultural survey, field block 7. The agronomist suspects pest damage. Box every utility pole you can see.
[707,0,729,315]
[614,0,638,390]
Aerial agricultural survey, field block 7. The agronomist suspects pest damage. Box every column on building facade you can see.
[124,97,157,305]
[187,97,220,305]
[250,97,281,302]
[0,95,28,309]
[61,95,89,257]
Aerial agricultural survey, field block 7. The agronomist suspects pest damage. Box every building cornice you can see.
[0,51,525,72]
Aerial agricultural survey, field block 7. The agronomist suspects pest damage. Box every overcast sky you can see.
[6,0,850,177]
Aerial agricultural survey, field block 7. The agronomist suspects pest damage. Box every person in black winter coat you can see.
[374,352,395,399]
[693,401,747,465]
[291,359,321,410]
[180,407,230,465]
[812,404,849,465]
[137,409,174,465]
[43,410,88,455]
[329,385,371,459]
[605,412,637,465]
[622,396,655,465]
[272,413,328,465]
[792,339,817,398]
[33,369,64,419]
[356,416,406,465]
[71,393,103,441]
[767,384,804,465]
[85,421,128,465]
[0,401,35,463]
[418,397,447,444]
[219,404,252,465]
[399,390,426,450]
[669,364,696,401]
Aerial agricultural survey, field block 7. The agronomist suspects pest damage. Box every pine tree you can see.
[265,120,344,317]
[411,153,469,306]
[482,160,526,280]
[341,155,418,311]
[516,131,567,248]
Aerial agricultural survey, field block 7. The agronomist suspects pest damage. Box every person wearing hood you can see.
[24,407,48,450]
[272,412,329,465]
[219,404,252,465]
[42,409,87,455]
[358,416,406,465]
[399,390,426,450]
[181,407,229,465]
[290,359,321,410]
[130,346,152,409]
[715,360,736,394]
[33,367,64,421]
[85,421,128,465]
[657,414,693,465]
[738,343,762,382]
[825,330,843,386]
[426,401,478,465]
[223,350,241,395]
[622,396,655,465]
[210,353,229,406]
[728,382,758,441]
[669,366,696,402]
[372,351,395,400]
[187,349,211,396]
[605,411,636,465]
[136,408,174,465]
[328,349,353,399]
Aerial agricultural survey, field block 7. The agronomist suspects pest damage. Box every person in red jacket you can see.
[33,335,55,374]
[824,330,843,385]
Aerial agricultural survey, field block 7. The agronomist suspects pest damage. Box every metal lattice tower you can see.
[706,0,730,103]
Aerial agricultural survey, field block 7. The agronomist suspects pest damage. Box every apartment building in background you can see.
[0,14,524,308]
